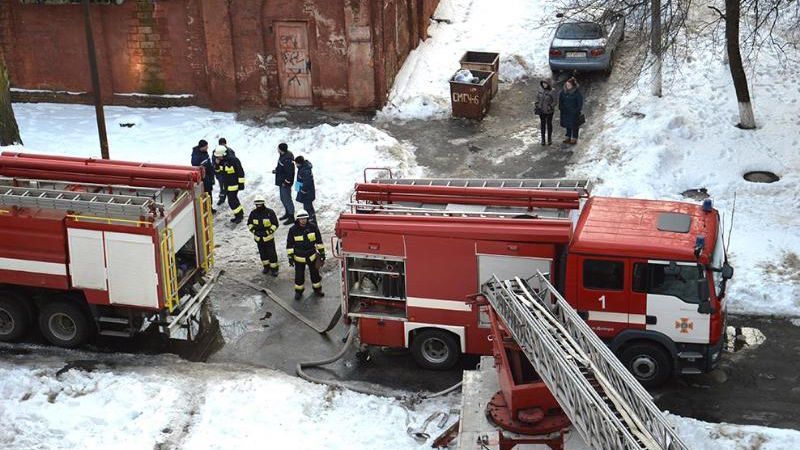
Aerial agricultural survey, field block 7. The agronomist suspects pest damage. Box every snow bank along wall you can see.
[0,0,439,112]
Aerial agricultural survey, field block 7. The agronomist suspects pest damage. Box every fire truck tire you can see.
[619,343,672,388]
[411,329,460,370]
[0,297,30,342]
[38,302,91,348]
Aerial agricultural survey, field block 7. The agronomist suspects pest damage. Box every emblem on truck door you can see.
[675,318,694,333]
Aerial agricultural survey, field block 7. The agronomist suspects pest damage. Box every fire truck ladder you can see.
[199,193,215,271]
[0,184,156,218]
[374,178,593,196]
[348,202,572,220]
[481,273,688,450]
[159,228,180,312]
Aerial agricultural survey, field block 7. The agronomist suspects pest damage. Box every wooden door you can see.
[275,22,313,106]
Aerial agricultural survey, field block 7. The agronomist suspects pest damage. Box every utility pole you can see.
[82,0,110,159]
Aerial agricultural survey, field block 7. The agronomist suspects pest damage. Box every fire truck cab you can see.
[0,152,216,348]
[335,177,733,387]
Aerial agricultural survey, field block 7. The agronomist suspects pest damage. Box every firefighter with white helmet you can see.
[213,145,246,223]
[286,209,325,299]
[247,194,280,275]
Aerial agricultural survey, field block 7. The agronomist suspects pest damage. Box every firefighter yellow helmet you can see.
[213,146,226,157]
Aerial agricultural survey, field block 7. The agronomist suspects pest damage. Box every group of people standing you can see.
[534,77,584,146]
[191,140,325,300]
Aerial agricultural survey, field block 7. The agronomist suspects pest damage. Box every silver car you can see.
[548,12,625,74]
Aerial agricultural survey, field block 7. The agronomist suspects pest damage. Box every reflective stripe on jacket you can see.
[247,206,279,242]
[286,222,324,260]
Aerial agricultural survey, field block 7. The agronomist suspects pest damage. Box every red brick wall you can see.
[1,0,439,112]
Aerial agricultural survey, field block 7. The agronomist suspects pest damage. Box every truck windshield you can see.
[555,23,603,40]
[633,263,699,304]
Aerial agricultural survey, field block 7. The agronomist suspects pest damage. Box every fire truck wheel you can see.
[620,343,672,388]
[0,297,30,342]
[411,329,460,370]
[38,302,91,348]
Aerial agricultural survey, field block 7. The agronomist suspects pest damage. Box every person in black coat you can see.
[294,155,316,222]
[272,143,295,225]
[190,140,216,204]
[214,146,246,223]
[559,78,584,145]
[286,210,325,300]
[247,195,280,276]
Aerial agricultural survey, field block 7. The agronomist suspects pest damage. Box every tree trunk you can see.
[651,0,663,97]
[0,56,22,146]
[726,0,756,129]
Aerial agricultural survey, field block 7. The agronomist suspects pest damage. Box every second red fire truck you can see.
[335,176,733,386]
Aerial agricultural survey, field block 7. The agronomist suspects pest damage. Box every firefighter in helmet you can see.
[286,210,325,300]
[214,145,245,223]
[247,195,280,276]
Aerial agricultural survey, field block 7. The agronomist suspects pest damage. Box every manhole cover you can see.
[743,171,780,183]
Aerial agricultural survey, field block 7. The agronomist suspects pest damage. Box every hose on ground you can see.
[296,323,463,401]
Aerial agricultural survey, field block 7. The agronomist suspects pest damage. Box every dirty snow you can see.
[378,0,556,120]
[569,14,800,317]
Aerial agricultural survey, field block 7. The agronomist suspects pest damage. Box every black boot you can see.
[230,215,243,224]
[313,289,325,297]
[216,196,226,206]
[282,216,294,225]
[270,269,279,277]
[279,213,289,220]
[294,291,303,300]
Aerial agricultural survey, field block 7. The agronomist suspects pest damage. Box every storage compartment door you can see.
[67,228,107,290]
[170,204,197,250]
[478,255,551,288]
[104,232,159,308]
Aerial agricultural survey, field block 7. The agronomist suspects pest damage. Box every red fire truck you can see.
[0,152,216,348]
[334,177,733,386]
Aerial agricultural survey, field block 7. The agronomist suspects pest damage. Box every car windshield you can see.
[556,22,603,40]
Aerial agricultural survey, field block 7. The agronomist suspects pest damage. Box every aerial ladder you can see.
[462,273,688,450]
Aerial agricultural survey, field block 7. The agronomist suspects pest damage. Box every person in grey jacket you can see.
[535,78,558,145]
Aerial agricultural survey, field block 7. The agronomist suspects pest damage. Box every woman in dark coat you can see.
[535,78,558,145]
[294,155,317,221]
[559,78,584,145]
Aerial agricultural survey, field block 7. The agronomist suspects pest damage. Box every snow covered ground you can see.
[0,348,458,450]
[378,0,556,120]
[569,12,800,317]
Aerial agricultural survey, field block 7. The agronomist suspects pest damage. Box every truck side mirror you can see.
[696,279,712,314]
[721,262,734,280]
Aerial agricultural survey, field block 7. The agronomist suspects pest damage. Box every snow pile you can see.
[6,103,421,226]
[570,25,800,316]
[675,415,800,450]
[379,0,556,120]
[0,353,456,450]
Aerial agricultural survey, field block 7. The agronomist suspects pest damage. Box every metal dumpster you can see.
[460,51,500,98]
[450,69,493,120]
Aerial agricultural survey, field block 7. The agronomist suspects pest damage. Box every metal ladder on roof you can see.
[348,202,572,220]
[374,178,593,195]
[0,185,155,218]
[481,273,688,450]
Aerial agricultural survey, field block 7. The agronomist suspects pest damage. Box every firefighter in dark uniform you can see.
[247,195,280,276]
[286,210,325,300]
[214,138,236,206]
[214,146,245,223]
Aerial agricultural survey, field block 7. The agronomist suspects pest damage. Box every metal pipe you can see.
[355,191,579,210]
[1,152,198,172]
[354,182,581,201]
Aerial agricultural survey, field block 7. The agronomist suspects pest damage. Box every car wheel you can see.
[604,54,615,77]
[619,343,673,388]
[38,301,91,348]
[0,296,30,342]
[411,329,460,370]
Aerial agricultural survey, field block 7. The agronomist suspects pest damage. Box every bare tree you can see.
[651,0,663,96]
[725,0,756,129]
[0,56,21,146]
